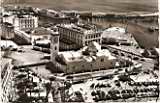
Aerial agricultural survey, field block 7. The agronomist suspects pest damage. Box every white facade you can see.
[14,15,38,30]
[2,15,14,24]
[3,15,38,30]
[102,27,139,46]
[1,40,18,50]
[54,42,117,73]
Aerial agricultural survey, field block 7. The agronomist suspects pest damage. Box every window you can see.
[88,35,90,39]
[101,58,104,62]
[94,35,96,38]
[55,46,57,50]
[72,66,76,69]
[85,41,88,45]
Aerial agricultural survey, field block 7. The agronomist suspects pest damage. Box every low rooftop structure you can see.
[59,23,102,35]
[31,27,57,45]
[1,40,18,50]
[102,27,139,47]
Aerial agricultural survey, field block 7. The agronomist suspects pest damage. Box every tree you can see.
[118,74,133,82]
[44,82,52,101]
[74,91,84,102]
[91,91,96,96]
[15,74,27,80]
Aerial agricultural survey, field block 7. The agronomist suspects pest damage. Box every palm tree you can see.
[44,82,52,102]
[15,74,27,80]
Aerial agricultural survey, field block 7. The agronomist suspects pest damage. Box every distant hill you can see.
[3,0,158,12]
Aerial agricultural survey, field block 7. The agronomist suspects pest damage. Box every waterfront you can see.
[4,0,158,12]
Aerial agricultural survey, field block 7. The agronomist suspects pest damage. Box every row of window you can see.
[60,28,83,40]
[20,24,35,28]
[85,39,101,45]
[59,28,83,45]
[85,33,101,39]
[59,28,102,46]
[20,19,35,24]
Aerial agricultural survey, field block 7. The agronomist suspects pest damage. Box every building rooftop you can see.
[31,27,52,36]
[102,27,126,39]
[15,14,37,18]
[2,22,14,28]
[102,27,139,45]
[1,40,18,49]
[58,42,116,63]
[58,23,102,35]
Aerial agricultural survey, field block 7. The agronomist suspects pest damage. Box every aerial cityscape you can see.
[1,0,159,103]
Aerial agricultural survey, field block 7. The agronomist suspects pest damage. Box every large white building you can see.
[57,23,102,50]
[53,42,117,74]
[3,14,38,30]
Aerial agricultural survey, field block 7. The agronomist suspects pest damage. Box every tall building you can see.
[57,23,102,50]
[53,42,117,74]
[1,56,14,103]
[50,28,60,63]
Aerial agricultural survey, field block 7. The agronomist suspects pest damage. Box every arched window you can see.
[55,46,57,50]
[101,58,104,62]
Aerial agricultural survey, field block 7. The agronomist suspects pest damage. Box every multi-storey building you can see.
[57,23,102,50]
[1,57,14,103]
[3,14,38,30]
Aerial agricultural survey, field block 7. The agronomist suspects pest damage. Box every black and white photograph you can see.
[0,0,159,103]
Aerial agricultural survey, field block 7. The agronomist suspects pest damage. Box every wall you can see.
[62,56,116,74]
